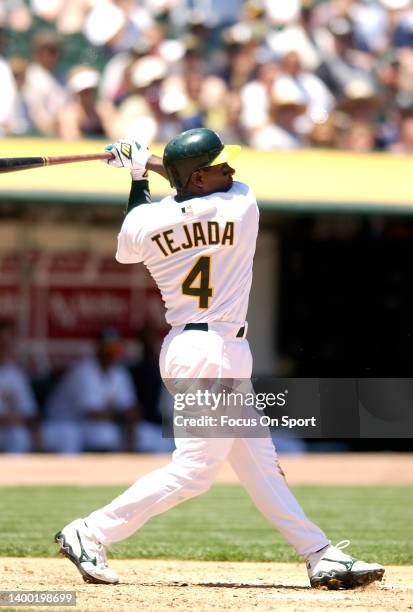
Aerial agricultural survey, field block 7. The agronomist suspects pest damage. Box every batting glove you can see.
[105,140,151,180]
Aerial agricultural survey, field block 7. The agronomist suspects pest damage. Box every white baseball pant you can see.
[86,322,329,558]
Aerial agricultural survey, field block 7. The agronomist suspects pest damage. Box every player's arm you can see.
[147,155,168,180]
[105,140,168,215]
[126,154,168,215]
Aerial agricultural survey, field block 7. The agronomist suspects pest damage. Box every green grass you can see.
[0,485,412,564]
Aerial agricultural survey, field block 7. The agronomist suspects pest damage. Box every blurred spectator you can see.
[264,0,301,26]
[3,0,413,151]
[0,28,17,135]
[375,50,400,102]
[168,0,244,34]
[23,31,67,136]
[262,0,322,70]
[337,77,383,123]
[130,326,174,453]
[0,319,39,453]
[314,13,377,97]
[249,78,307,149]
[100,28,157,104]
[7,56,34,134]
[158,76,187,141]
[341,120,377,152]
[218,90,247,143]
[335,77,382,151]
[390,111,413,152]
[115,54,168,142]
[396,47,413,99]
[306,114,340,148]
[178,66,204,129]
[84,0,153,54]
[98,22,185,106]
[143,23,186,65]
[350,0,389,53]
[222,36,261,90]
[197,75,229,130]
[57,0,95,36]
[391,0,413,48]
[374,51,403,148]
[240,61,279,133]
[278,50,335,123]
[30,0,93,35]
[58,64,118,139]
[30,0,66,23]
[42,329,137,454]
[1,0,32,32]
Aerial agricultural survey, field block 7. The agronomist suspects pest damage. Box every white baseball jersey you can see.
[116,181,259,326]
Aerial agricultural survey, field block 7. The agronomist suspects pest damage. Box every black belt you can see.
[184,323,245,338]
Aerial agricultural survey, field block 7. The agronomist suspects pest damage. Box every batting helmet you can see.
[163,128,241,189]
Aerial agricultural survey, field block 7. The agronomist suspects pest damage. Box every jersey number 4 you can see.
[182,256,213,309]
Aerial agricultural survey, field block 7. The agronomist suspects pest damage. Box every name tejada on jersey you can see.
[151,221,234,257]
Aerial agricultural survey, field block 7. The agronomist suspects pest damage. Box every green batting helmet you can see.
[163,128,241,189]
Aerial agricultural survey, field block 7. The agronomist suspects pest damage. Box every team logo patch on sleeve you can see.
[121,143,132,159]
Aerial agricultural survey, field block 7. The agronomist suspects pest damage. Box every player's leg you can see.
[55,428,234,583]
[54,327,236,583]
[85,433,233,544]
[222,335,384,589]
[228,433,329,557]
[84,328,238,538]
[228,434,384,589]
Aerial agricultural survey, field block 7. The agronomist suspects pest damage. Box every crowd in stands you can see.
[1,0,413,152]
[0,319,174,454]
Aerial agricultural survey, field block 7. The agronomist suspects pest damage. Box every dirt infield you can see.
[1,452,413,485]
[1,454,412,611]
[0,558,412,612]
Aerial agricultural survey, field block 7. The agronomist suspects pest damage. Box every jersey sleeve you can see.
[116,207,146,264]
[230,182,259,220]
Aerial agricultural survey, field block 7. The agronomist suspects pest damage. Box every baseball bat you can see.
[0,151,114,174]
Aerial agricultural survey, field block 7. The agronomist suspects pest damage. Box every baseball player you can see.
[54,129,384,589]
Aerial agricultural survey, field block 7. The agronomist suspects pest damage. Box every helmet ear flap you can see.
[165,155,210,190]
[167,163,183,189]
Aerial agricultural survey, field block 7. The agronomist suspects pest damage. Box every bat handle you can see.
[0,151,116,174]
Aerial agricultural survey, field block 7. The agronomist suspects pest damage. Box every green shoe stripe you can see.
[322,558,356,571]
[76,530,97,566]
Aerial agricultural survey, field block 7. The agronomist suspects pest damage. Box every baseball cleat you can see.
[307,540,385,590]
[54,518,119,585]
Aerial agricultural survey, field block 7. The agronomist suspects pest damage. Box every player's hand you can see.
[104,140,151,180]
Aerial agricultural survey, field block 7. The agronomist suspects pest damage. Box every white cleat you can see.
[54,518,119,585]
[307,540,385,590]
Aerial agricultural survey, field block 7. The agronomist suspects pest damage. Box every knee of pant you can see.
[176,475,214,499]
[187,473,214,495]
[167,463,218,496]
